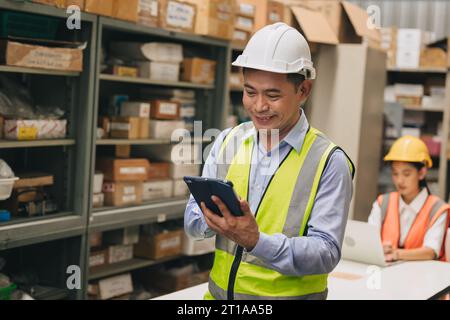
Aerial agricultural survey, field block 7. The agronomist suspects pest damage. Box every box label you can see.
[89,253,105,267]
[122,194,137,203]
[18,127,38,140]
[236,16,253,30]
[160,236,181,250]
[111,123,131,131]
[123,186,136,195]
[119,167,147,174]
[166,1,195,29]
[159,102,178,115]
[239,3,255,16]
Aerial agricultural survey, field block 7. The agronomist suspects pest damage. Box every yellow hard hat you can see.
[384,135,433,168]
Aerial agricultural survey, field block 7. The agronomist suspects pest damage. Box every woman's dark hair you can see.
[411,162,431,194]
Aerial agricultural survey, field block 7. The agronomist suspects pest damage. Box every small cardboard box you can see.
[108,244,134,264]
[134,229,183,259]
[420,47,447,68]
[98,273,133,300]
[235,15,254,33]
[4,119,67,140]
[13,173,53,189]
[169,163,201,179]
[181,58,216,85]
[110,117,141,139]
[89,249,108,270]
[92,193,105,208]
[97,158,149,182]
[142,179,174,201]
[85,0,114,16]
[184,0,235,40]
[115,145,131,159]
[150,100,180,120]
[147,162,170,180]
[54,0,85,10]
[148,120,185,139]
[112,0,139,22]
[138,61,180,82]
[120,102,151,118]
[111,65,139,77]
[90,232,103,248]
[159,0,197,34]
[103,181,143,206]
[104,226,140,246]
[266,0,285,24]
[138,0,159,27]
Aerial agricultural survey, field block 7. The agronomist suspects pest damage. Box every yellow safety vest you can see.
[205,122,355,300]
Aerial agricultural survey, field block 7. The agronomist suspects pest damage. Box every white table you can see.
[153,260,450,300]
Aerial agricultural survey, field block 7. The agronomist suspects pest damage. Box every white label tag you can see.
[120,167,146,174]
[160,236,180,250]
[122,194,137,203]
[157,214,167,223]
[166,1,195,29]
[159,102,178,115]
[123,186,136,195]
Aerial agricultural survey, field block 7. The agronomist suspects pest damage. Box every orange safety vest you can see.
[377,192,450,261]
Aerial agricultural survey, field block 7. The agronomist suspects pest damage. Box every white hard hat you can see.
[232,22,316,80]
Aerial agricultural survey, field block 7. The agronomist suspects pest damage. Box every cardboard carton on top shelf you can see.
[159,0,197,34]
[84,0,114,16]
[183,0,236,40]
[112,0,139,22]
[138,0,159,27]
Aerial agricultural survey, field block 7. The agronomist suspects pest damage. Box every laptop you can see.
[342,220,402,267]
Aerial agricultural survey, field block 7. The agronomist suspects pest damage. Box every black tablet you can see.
[183,176,244,217]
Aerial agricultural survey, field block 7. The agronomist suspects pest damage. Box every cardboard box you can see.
[111,42,183,63]
[115,145,131,159]
[150,100,180,120]
[235,15,254,32]
[181,58,216,85]
[397,28,424,51]
[169,163,201,179]
[55,0,85,9]
[89,249,108,270]
[236,0,268,32]
[110,117,141,139]
[138,61,180,82]
[232,29,250,44]
[148,120,185,139]
[420,47,447,68]
[290,1,380,45]
[13,173,53,189]
[138,0,159,27]
[142,179,174,201]
[92,193,104,208]
[145,267,210,291]
[134,229,183,259]
[120,102,151,118]
[159,0,197,33]
[108,244,134,264]
[112,0,139,22]
[148,162,170,180]
[182,233,215,255]
[184,0,235,40]
[104,226,140,246]
[103,181,143,206]
[85,0,114,16]
[173,179,189,197]
[98,273,133,300]
[90,232,103,248]
[4,119,67,140]
[267,0,285,24]
[111,65,139,77]
[97,158,150,182]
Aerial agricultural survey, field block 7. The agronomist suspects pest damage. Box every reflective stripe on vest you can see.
[379,192,450,260]
[208,122,355,299]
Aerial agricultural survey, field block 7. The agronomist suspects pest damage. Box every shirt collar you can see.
[243,110,309,154]
[399,188,428,214]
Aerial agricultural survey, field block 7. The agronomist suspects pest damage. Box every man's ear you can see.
[419,167,428,180]
[299,80,313,97]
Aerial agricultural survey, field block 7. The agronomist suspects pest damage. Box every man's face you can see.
[242,69,311,135]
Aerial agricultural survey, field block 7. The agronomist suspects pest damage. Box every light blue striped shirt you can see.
[184,111,354,276]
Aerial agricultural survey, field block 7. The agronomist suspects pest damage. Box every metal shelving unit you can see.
[0,139,76,149]
[99,74,215,90]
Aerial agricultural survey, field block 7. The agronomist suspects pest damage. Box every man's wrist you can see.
[245,232,260,252]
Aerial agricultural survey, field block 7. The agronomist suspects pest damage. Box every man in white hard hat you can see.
[184,23,354,300]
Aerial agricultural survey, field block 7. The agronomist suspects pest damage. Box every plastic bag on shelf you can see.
[0,76,35,119]
[0,159,14,179]
[34,105,65,120]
